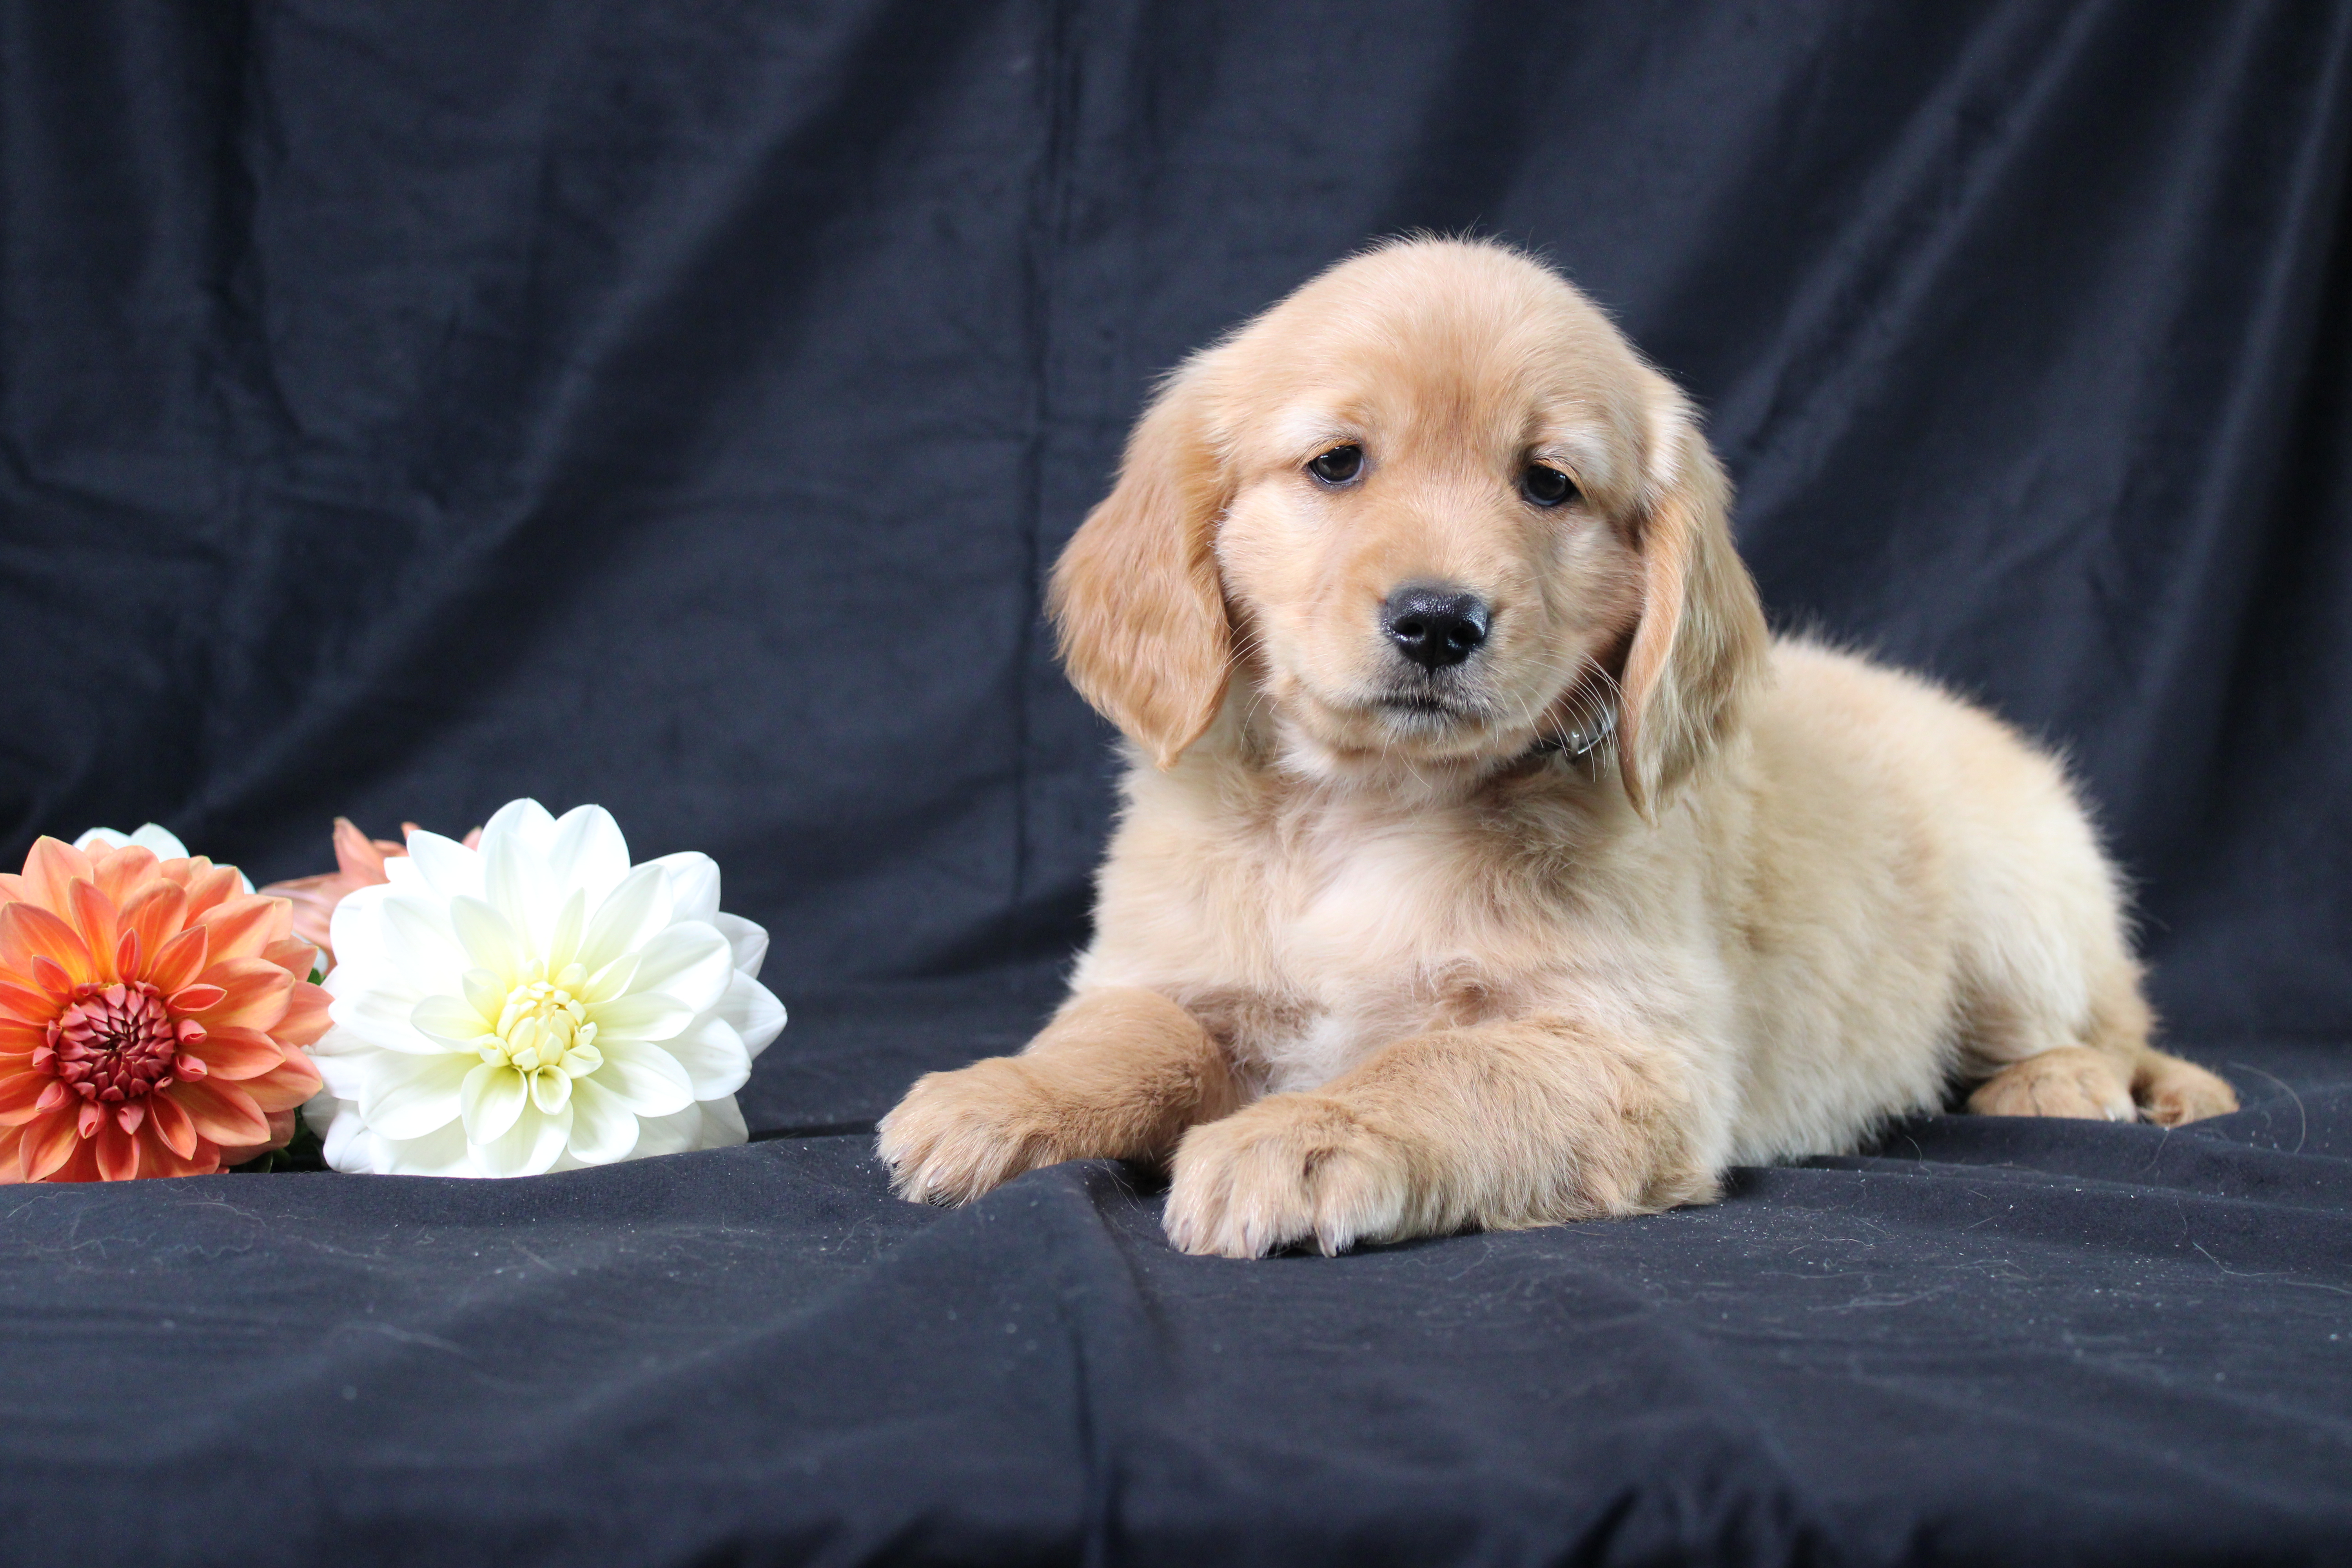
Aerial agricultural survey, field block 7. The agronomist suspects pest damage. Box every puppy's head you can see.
[1051,238,1766,816]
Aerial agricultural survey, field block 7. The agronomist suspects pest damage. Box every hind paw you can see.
[2133,1051,2239,1126]
[1967,1047,2135,1122]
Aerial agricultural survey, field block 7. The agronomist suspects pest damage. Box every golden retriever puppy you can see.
[877,237,2238,1258]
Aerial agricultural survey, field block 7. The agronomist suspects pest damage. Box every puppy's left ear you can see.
[1615,389,1769,820]
[1048,358,1233,768]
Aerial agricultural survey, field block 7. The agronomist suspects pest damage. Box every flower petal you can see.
[580,951,639,1005]
[147,1092,199,1158]
[378,893,468,981]
[646,852,721,927]
[275,980,333,1047]
[236,1056,324,1113]
[22,838,96,913]
[586,1038,695,1118]
[117,880,189,975]
[542,888,587,976]
[528,1067,572,1116]
[66,879,119,978]
[713,971,788,1058]
[577,863,671,976]
[52,1136,107,1181]
[326,882,393,976]
[168,1079,271,1147]
[93,1119,139,1181]
[194,893,290,963]
[330,818,393,884]
[696,1094,749,1149]
[412,993,495,1049]
[448,897,521,983]
[310,1045,371,1102]
[661,1016,752,1099]
[359,1052,474,1141]
[189,956,293,1032]
[629,1101,704,1158]
[471,1100,569,1178]
[0,984,53,1025]
[0,1072,52,1127]
[316,1096,368,1170]
[326,985,447,1054]
[215,1106,299,1168]
[145,922,210,995]
[377,1119,479,1176]
[174,862,243,922]
[483,813,557,951]
[401,830,482,902]
[548,805,632,905]
[626,922,733,1016]
[480,798,558,858]
[90,846,162,910]
[319,1098,474,1177]
[20,1110,78,1181]
[0,903,96,987]
[563,1077,642,1164]
[259,936,318,978]
[586,989,695,1045]
[460,1062,528,1145]
[184,1025,286,1080]
[711,911,769,978]
[127,825,191,860]
[460,969,507,1022]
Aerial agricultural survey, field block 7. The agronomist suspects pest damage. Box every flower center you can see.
[45,982,186,1102]
[479,962,603,1079]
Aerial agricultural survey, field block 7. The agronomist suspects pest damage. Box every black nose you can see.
[1382,586,1490,670]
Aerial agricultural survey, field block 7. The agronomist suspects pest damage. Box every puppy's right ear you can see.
[1048,363,1232,768]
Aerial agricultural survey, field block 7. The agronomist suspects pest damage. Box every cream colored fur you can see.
[877,237,2237,1258]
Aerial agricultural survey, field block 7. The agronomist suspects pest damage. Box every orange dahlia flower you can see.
[0,837,328,1181]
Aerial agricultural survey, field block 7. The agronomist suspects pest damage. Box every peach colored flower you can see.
[0,837,328,1181]
[261,818,479,968]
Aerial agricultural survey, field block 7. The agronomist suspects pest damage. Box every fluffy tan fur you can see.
[876,237,2238,1258]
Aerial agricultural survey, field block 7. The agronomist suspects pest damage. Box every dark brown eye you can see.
[1521,464,1577,507]
[1308,445,1364,485]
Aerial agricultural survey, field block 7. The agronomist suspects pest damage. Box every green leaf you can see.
[229,1118,328,1174]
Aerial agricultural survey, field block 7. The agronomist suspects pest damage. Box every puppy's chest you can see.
[1165,809,1539,1091]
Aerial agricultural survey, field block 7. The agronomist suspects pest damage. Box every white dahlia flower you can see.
[305,800,785,1177]
[73,823,255,893]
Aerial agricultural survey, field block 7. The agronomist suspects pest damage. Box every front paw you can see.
[875,1058,1079,1206]
[1163,1095,1412,1259]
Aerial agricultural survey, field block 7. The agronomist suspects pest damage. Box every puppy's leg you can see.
[1967,1046,2136,1122]
[1163,1017,1717,1259]
[1965,965,2238,1125]
[2132,1048,2238,1126]
[877,987,1240,1205]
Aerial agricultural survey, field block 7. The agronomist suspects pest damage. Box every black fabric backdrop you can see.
[2,3,2349,1564]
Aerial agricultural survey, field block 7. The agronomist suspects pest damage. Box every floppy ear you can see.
[1616,393,1769,820]
[1047,363,1232,768]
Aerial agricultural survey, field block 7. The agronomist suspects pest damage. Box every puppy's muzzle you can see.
[1382,585,1490,671]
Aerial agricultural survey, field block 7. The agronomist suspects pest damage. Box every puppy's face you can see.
[1208,258,1653,773]
[1053,240,1764,812]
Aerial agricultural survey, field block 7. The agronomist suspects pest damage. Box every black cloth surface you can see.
[2,2,2350,1563]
